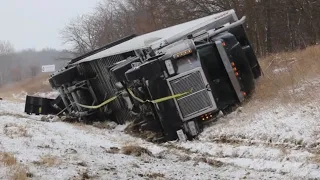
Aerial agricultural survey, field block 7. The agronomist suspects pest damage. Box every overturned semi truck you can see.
[25,10,262,142]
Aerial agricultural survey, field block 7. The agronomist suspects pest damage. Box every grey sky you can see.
[0,0,101,51]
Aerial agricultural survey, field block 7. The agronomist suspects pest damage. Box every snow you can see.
[11,91,28,100]
[273,67,288,74]
[1,82,320,179]
[11,91,59,101]
[199,102,320,148]
[32,91,60,99]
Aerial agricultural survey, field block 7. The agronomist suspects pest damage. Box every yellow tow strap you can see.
[76,95,119,109]
[76,88,192,109]
[127,88,193,104]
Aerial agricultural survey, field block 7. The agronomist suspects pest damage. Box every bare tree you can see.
[0,40,14,54]
[61,0,320,56]
[61,14,102,55]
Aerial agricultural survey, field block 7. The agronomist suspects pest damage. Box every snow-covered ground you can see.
[1,81,320,179]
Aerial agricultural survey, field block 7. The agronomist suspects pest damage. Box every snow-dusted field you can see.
[1,80,320,179]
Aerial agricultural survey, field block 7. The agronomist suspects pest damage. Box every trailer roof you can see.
[73,9,237,64]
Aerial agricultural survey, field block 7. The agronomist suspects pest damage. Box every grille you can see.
[170,71,206,94]
[168,69,215,120]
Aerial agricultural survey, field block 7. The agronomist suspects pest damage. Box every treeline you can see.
[0,48,73,86]
[61,0,320,57]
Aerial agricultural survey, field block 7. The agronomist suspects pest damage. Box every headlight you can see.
[165,60,175,75]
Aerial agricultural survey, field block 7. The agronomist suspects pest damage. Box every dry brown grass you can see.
[121,145,153,157]
[35,154,59,167]
[309,154,320,166]
[192,155,224,167]
[0,152,31,180]
[3,123,31,138]
[0,73,51,100]
[146,173,165,179]
[9,166,28,180]
[0,152,17,166]
[93,121,112,129]
[253,45,320,103]
[105,147,120,154]
[206,158,224,167]
[124,122,163,142]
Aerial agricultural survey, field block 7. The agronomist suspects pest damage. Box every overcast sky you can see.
[0,0,101,51]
